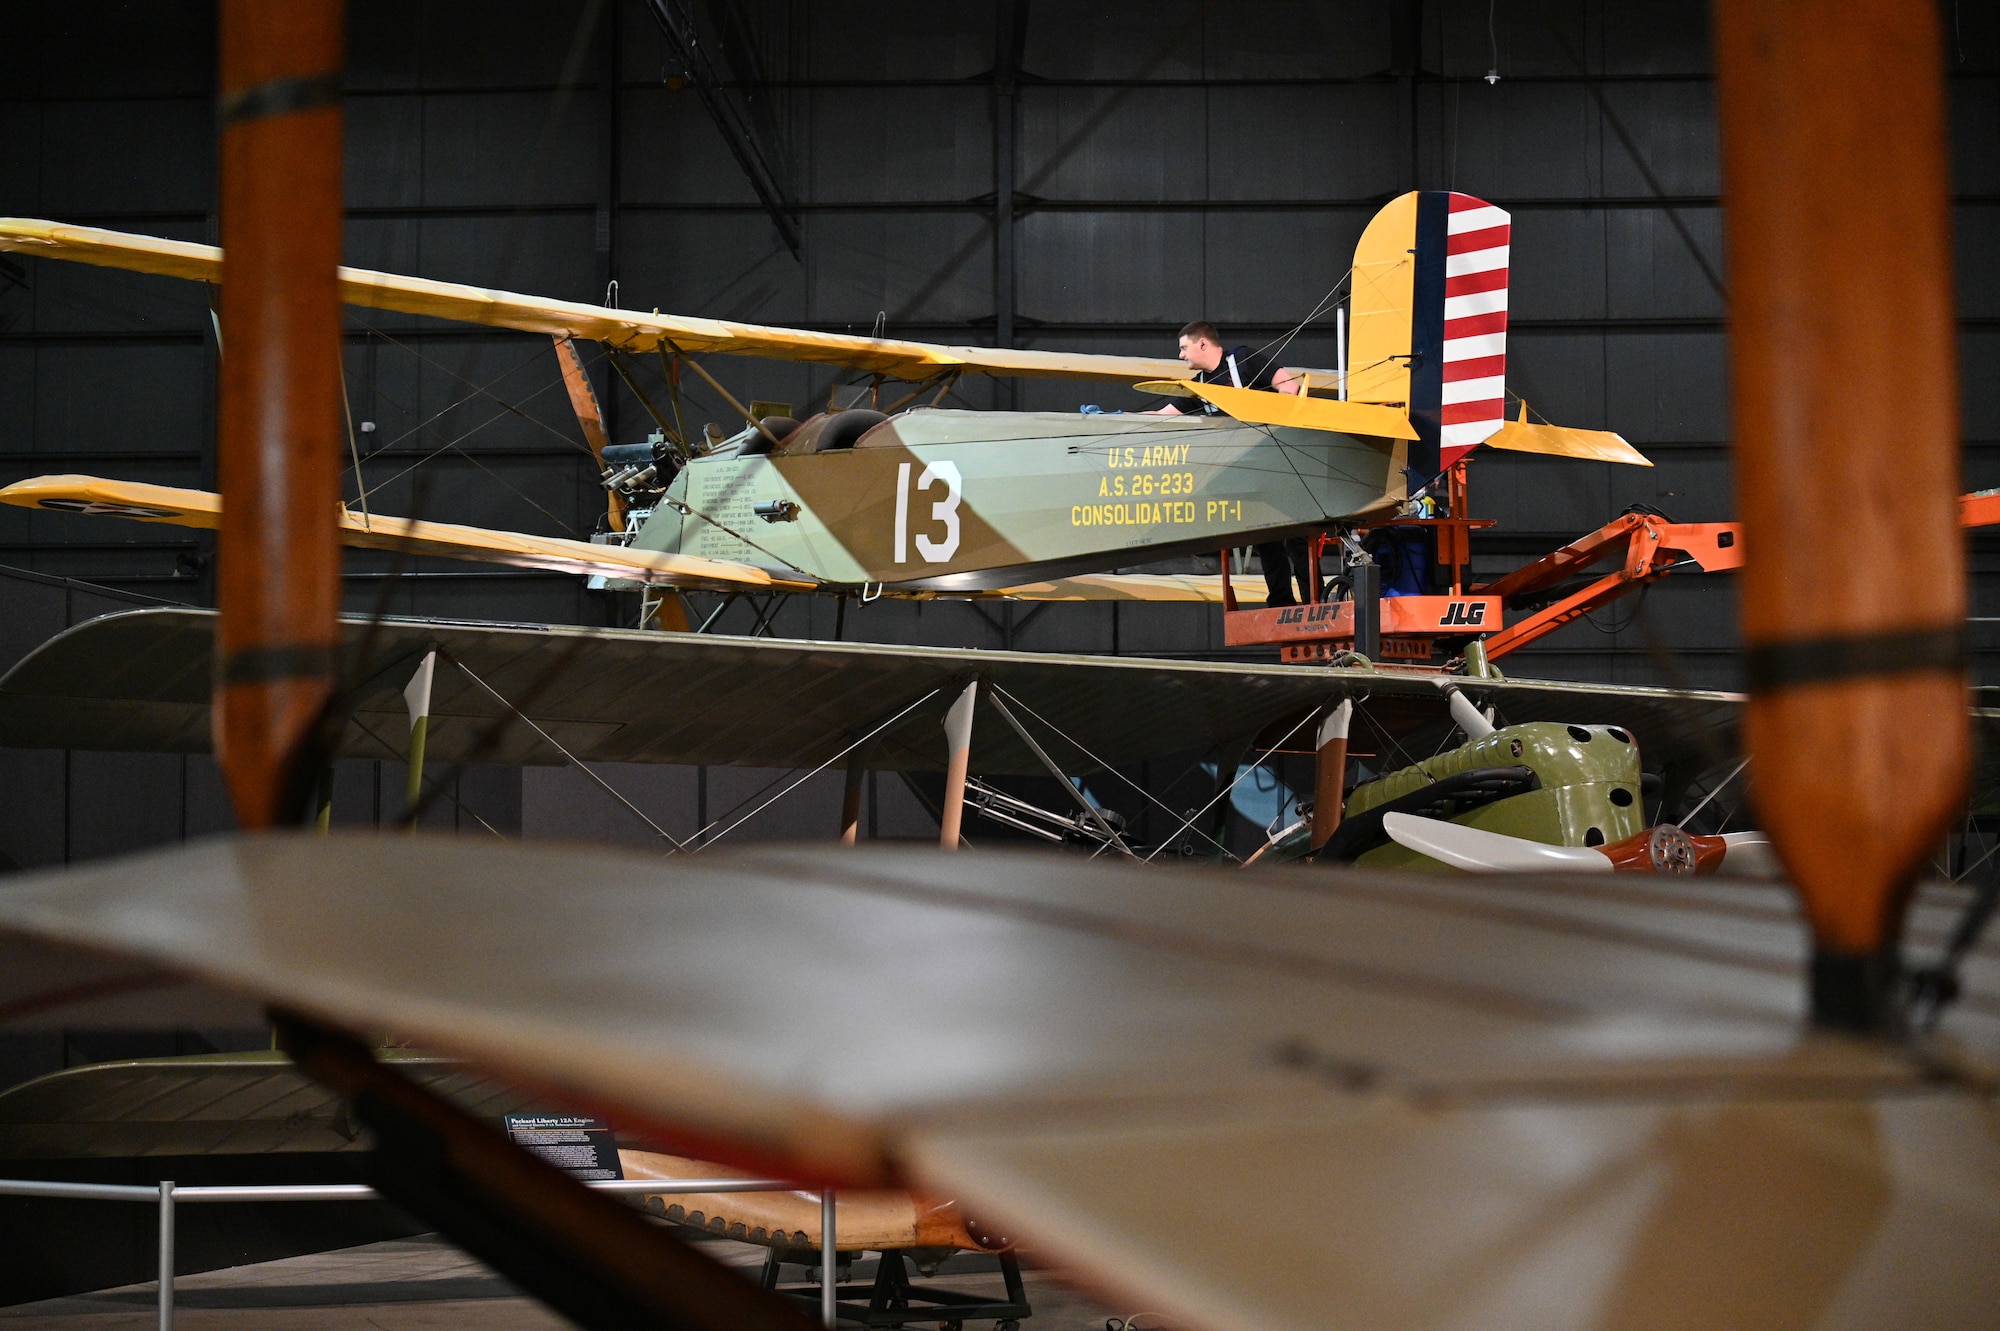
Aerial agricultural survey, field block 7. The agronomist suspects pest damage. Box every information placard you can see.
[502,1113,624,1181]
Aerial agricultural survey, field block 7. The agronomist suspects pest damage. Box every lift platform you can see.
[1219,463,1745,671]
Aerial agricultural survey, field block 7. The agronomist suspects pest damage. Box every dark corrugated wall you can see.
[1,0,1996,847]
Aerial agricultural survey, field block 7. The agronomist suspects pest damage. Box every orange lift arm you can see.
[1471,485,1996,667]
[1474,516,1742,663]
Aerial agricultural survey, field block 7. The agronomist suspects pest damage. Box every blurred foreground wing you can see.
[0,219,1188,385]
[0,475,803,591]
[1,835,1996,1331]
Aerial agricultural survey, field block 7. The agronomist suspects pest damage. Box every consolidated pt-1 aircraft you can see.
[2,61,2000,1323]
[0,190,1653,631]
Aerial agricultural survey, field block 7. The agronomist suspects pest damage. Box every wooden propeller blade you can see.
[1716,0,1968,1027]
[213,0,346,830]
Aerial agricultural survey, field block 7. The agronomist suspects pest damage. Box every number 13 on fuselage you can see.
[893,460,962,564]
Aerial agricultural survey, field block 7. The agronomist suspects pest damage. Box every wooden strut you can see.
[938,680,979,850]
[552,335,622,532]
[1716,0,1968,1030]
[212,0,347,829]
[663,341,787,451]
[1310,699,1353,852]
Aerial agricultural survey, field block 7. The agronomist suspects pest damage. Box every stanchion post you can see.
[157,1179,175,1331]
[820,1188,837,1328]
[1352,561,1380,659]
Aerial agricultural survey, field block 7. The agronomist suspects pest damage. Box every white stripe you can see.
[1447,204,1510,234]
[1226,353,1243,389]
[1441,375,1506,406]
[1444,246,1509,277]
[1444,289,1509,320]
[1442,331,1508,360]
[1441,419,1504,448]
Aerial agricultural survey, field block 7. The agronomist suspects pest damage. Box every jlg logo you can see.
[1440,601,1488,627]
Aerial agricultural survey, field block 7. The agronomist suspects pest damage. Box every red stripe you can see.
[1445,268,1509,297]
[1446,223,1511,253]
[1445,311,1509,340]
[1442,399,1505,426]
[1442,354,1506,381]
[1448,193,1491,212]
[1442,443,1479,467]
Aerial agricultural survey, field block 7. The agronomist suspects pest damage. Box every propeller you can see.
[1382,813,1779,878]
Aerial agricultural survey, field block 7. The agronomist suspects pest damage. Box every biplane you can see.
[0,190,1660,631]
[5,1,2000,1322]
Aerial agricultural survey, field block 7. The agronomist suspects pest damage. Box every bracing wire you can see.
[1143,708,1319,863]
[693,689,944,849]
[989,684,1235,859]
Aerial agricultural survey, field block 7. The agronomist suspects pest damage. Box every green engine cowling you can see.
[1350,721,1644,869]
[1260,720,1646,869]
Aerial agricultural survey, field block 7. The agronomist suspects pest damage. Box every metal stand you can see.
[762,1247,1030,1330]
[1350,561,1380,659]
[157,1180,174,1331]
[274,1013,817,1331]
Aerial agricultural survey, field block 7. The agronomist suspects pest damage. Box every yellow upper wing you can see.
[0,475,811,592]
[1137,379,1420,439]
[0,218,1189,386]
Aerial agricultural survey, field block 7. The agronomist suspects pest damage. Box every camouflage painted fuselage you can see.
[631,408,1403,591]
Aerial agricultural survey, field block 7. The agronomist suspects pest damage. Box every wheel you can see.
[996,1321,1021,1331]
[939,1322,962,1331]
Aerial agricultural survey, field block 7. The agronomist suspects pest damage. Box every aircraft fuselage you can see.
[631,408,1405,590]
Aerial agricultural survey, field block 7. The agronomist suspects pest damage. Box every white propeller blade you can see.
[1716,831,1783,879]
[1381,812,1613,873]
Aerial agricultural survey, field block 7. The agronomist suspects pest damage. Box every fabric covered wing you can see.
[0,608,1740,776]
[990,572,1267,604]
[0,835,1994,1331]
[0,219,1188,385]
[1137,379,1420,439]
[0,1052,532,1158]
[0,475,807,591]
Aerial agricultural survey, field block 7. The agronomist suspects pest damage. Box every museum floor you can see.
[0,1233,1131,1329]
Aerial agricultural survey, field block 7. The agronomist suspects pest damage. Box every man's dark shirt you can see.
[1152,343,1276,413]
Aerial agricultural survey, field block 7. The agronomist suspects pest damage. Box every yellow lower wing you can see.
[1137,380,1420,439]
[992,572,1267,604]
[0,475,809,592]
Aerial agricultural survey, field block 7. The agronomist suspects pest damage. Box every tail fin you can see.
[1347,191,1511,476]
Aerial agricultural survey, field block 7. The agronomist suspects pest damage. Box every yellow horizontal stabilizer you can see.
[0,218,1191,386]
[0,475,808,592]
[1483,416,1654,467]
[992,572,1268,605]
[1136,379,1419,440]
